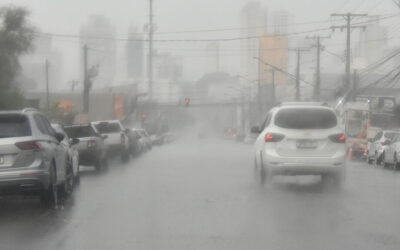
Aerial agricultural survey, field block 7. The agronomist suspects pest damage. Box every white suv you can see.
[252,103,346,186]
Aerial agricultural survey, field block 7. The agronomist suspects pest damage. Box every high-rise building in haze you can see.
[271,10,293,35]
[126,26,144,80]
[80,15,116,89]
[205,42,220,73]
[357,16,388,65]
[240,2,268,82]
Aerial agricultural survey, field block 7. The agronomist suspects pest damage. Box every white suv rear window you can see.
[274,108,337,129]
[0,114,31,138]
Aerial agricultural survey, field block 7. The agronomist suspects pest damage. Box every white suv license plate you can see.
[296,140,317,149]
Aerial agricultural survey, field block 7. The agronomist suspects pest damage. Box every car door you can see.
[372,132,383,157]
[385,135,397,163]
[39,115,67,183]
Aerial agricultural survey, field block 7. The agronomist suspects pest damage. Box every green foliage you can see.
[0,6,34,110]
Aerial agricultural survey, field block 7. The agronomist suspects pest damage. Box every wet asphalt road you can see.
[1,137,400,250]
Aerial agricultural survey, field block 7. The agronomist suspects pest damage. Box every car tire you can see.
[40,163,58,206]
[254,156,266,186]
[367,152,373,164]
[374,152,380,166]
[59,161,74,198]
[394,154,400,171]
[121,150,130,162]
[74,166,80,186]
[383,153,390,168]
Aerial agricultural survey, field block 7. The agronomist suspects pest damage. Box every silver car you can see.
[366,130,400,165]
[0,109,74,205]
[252,103,347,186]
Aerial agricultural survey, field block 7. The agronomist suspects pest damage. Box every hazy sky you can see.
[0,0,398,89]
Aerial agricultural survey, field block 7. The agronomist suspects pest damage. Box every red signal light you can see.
[329,133,346,143]
[141,114,146,119]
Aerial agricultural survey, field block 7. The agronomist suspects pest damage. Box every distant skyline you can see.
[1,0,398,89]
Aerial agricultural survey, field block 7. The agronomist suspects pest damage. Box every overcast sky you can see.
[0,0,398,89]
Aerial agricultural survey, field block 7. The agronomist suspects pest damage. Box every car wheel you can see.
[60,161,74,198]
[254,156,266,186]
[394,154,400,171]
[383,153,390,168]
[374,152,379,166]
[366,152,373,164]
[74,165,80,185]
[40,163,58,206]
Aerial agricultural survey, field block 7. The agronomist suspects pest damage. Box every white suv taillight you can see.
[264,132,285,142]
[87,140,97,148]
[329,133,346,143]
[15,141,43,151]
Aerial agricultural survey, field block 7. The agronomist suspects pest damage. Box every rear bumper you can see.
[262,148,346,176]
[0,169,49,195]
[79,149,101,165]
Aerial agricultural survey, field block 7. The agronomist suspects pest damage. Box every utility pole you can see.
[265,68,276,106]
[83,44,89,114]
[331,13,367,89]
[306,35,331,101]
[352,69,358,101]
[148,0,154,101]
[45,59,50,111]
[290,48,310,101]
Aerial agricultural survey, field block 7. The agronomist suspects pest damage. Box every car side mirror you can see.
[55,132,65,142]
[251,126,261,134]
[70,138,80,145]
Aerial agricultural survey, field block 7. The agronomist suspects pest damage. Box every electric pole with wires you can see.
[331,13,368,90]
[289,48,310,101]
[306,35,331,101]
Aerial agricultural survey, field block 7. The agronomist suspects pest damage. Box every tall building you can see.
[126,26,144,80]
[271,10,293,35]
[357,16,388,65]
[80,15,116,89]
[20,34,63,92]
[259,35,288,85]
[240,2,268,81]
[205,42,220,73]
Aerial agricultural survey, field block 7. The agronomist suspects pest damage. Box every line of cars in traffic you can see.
[366,129,400,170]
[0,108,159,206]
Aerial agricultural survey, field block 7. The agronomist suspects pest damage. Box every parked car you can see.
[0,108,74,205]
[91,120,130,162]
[366,130,400,165]
[252,103,346,186]
[126,128,145,156]
[136,129,152,151]
[64,124,108,171]
[382,134,400,170]
[51,124,80,183]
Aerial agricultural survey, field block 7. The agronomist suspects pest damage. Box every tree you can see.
[0,6,35,109]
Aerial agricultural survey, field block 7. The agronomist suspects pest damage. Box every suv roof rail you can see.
[22,107,38,113]
[277,102,331,107]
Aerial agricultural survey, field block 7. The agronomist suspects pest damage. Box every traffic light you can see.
[141,113,147,119]
[185,98,190,107]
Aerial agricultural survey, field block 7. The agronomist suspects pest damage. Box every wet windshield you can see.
[1,1,400,250]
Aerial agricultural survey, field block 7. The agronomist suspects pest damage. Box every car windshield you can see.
[274,108,337,129]
[64,126,96,138]
[95,122,122,134]
[0,114,31,138]
[2,1,400,250]
[384,132,399,140]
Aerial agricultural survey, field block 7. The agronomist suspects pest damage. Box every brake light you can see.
[381,141,385,146]
[15,141,43,150]
[329,133,346,143]
[264,133,285,142]
[87,140,97,148]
